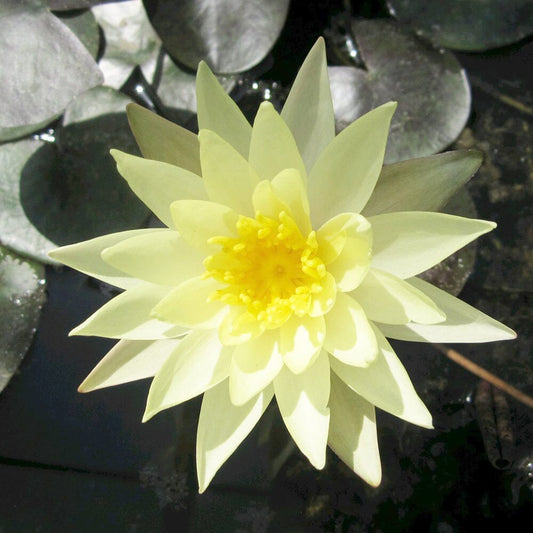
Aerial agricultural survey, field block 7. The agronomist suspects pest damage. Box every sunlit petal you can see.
[70,283,187,340]
[330,326,433,429]
[197,381,273,492]
[352,269,446,325]
[324,292,378,367]
[377,277,517,342]
[369,212,496,279]
[328,373,381,486]
[111,149,206,228]
[274,350,330,469]
[143,329,233,422]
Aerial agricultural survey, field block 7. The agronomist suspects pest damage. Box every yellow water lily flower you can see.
[49,38,515,492]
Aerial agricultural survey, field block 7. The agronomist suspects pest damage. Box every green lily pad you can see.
[56,6,100,59]
[143,0,290,74]
[0,0,103,141]
[328,19,471,164]
[0,245,46,394]
[387,0,533,51]
[0,88,149,264]
[92,0,161,89]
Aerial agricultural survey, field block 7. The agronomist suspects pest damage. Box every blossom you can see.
[49,38,515,492]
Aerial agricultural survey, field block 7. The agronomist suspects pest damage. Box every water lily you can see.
[49,38,515,492]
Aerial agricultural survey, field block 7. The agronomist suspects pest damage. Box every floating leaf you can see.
[328,19,471,164]
[56,7,100,59]
[0,245,46,394]
[92,0,161,89]
[0,88,148,264]
[0,0,103,141]
[387,0,533,51]
[143,0,290,74]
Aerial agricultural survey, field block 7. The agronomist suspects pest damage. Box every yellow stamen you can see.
[204,211,328,329]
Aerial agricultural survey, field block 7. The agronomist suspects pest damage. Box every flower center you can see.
[204,211,327,329]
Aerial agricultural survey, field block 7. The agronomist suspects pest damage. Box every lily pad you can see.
[328,19,471,164]
[56,7,100,59]
[0,245,46,394]
[92,0,161,89]
[143,0,290,74]
[0,88,149,264]
[0,0,103,141]
[387,0,533,51]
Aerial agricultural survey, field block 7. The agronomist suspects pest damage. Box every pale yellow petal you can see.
[352,269,446,325]
[79,338,179,392]
[101,229,205,286]
[198,129,259,216]
[196,61,251,158]
[249,101,307,182]
[151,276,228,329]
[70,284,187,340]
[317,213,372,292]
[280,315,325,374]
[362,150,483,216]
[330,326,433,429]
[369,212,496,279]
[274,350,330,469]
[308,102,396,227]
[328,372,381,486]
[143,329,233,421]
[324,292,378,367]
[309,272,337,317]
[218,306,266,346]
[197,381,273,492]
[377,277,517,343]
[48,229,158,290]
[111,149,206,228]
[229,330,283,406]
[171,199,239,251]
[281,37,335,172]
[126,103,201,174]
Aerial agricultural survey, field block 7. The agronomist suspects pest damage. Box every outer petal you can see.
[111,149,207,229]
[274,350,330,469]
[197,381,274,493]
[126,103,201,175]
[151,276,228,329]
[78,338,179,392]
[196,61,251,158]
[70,284,187,340]
[330,326,433,429]
[143,329,233,422]
[308,102,396,227]
[328,372,381,487]
[101,229,205,286]
[171,200,239,251]
[362,150,483,216]
[198,129,259,216]
[352,269,446,325]
[377,277,517,343]
[229,330,283,406]
[324,292,378,367]
[369,212,496,279]
[249,101,307,182]
[317,213,372,292]
[280,315,325,374]
[48,229,158,290]
[281,37,335,172]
